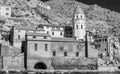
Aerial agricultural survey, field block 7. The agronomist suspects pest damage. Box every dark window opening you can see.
[6,13,9,15]
[35,44,37,51]
[81,15,83,19]
[33,36,36,38]
[81,25,83,29]
[45,44,48,51]
[76,15,79,19]
[6,8,9,10]
[38,25,43,29]
[47,31,49,34]
[99,39,101,42]
[105,48,106,51]
[95,45,97,49]
[64,26,73,38]
[64,52,67,56]
[60,32,62,36]
[18,35,20,39]
[76,25,78,29]
[53,51,56,56]
[52,32,54,35]
[43,36,47,39]
[76,52,79,57]
[105,39,107,41]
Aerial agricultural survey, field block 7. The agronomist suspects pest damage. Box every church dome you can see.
[74,5,84,14]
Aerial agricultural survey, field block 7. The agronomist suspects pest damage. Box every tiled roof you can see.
[27,33,51,37]
[15,25,45,31]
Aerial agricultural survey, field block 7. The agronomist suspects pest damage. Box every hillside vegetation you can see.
[0,0,120,35]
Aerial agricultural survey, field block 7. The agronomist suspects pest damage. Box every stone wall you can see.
[0,56,3,69]
[51,57,97,70]
[27,57,53,70]
[1,45,21,56]
[51,42,85,57]
[3,53,24,70]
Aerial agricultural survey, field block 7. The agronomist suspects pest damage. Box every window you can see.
[6,8,9,10]
[33,36,36,38]
[45,44,48,51]
[81,15,83,19]
[53,51,56,56]
[105,48,106,51]
[105,39,107,41]
[76,25,78,29]
[6,13,9,15]
[43,36,47,39]
[95,45,97,49]
[38,25,43,29]
[76,52,79,57]
[76,15,79,19]
[47,31,49,34]
[60,32,62,36]
[81,25,83,29]
[52,32,54,35]
[35,44,37,51]
[18,35,20,39]
[64,52,67,56]
[99,39,101,42]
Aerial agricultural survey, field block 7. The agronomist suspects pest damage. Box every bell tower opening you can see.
[34,62,47,69]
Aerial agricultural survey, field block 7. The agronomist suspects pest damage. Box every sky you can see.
[76,0,120,12]
[41,0,120,12]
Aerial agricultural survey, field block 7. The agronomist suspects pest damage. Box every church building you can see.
[24,5,87,70]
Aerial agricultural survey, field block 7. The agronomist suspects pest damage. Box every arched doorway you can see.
[34,62,47,69]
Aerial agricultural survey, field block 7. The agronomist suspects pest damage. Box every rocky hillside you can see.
[45,0,120,35]
[0,0,120,35]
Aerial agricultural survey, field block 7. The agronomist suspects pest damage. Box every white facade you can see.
[51,31,64,37]
[38,1,51,10]
[43,26,64,38]
[74,6,86,41]
[0,6,11,18]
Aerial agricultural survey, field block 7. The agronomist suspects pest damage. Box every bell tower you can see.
[73,5,86,41]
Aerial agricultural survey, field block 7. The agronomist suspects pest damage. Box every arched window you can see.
[76,25,78,29]
[81,15,83,19]
[81,25,83,29]
[76,52,79,57]
[64,52,67,56]
[60,32,62,36]
[34,44,37,51]
[53,51,56,56]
